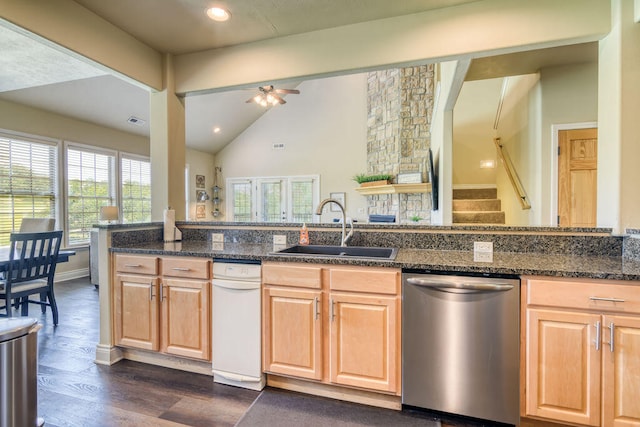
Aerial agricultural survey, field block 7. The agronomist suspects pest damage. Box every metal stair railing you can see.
[494,137,531,210]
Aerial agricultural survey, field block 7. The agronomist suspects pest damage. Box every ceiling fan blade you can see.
[272,93,286,104]
[274,89,300,94]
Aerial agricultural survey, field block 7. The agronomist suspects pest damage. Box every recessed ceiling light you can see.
[206,7,231,22]
[213,127,221,133]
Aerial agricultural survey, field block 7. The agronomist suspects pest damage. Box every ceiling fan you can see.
[246,85,300,107]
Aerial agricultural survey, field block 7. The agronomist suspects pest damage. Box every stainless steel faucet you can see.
[315,198,354,247]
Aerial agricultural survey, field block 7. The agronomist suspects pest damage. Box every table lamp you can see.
[100,206,119,224]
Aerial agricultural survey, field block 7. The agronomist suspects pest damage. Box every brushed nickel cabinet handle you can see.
[160,284,165,301]
[609,322,615,353]
[594,321,601,351]
[124,264,142,268]
[330,298,336,321]
[589,296,625,303]
[149,285,154,301]
[314,297,320,320]
[172,267,191,271]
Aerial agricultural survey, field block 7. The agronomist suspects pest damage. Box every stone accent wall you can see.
[366,65,435,223]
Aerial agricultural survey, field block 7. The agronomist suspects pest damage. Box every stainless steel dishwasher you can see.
[402,271,520,425]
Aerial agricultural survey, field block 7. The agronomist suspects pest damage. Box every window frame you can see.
[64,141,118,248]
[226,175,320,223]
[119,152,152,224]
[0,130,61,247]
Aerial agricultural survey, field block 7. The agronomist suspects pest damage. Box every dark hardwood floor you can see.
[18,277,527,427]
[29,278,258,427]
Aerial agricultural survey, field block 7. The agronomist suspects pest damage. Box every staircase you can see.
[452,187,505,224]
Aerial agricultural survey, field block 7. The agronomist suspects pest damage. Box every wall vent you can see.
[127,116,146,126]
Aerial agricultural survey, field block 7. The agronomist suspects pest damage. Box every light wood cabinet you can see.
[113,273,160,351]
[263,286,322,379]
[329,292,398,392]
[524,276,640,427]
[262,262,401,395]
[113,254,211,361]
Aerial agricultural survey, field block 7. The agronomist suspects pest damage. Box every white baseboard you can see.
[55,268,89,282]
[95,344,123,366]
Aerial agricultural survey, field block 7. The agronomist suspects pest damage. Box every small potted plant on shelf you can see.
[352,173,394,187]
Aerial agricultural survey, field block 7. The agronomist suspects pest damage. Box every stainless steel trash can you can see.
[0,317,41,427]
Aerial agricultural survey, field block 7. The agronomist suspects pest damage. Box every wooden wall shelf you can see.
[355,183,432,195]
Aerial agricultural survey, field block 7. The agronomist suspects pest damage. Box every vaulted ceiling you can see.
[0,1,597,154]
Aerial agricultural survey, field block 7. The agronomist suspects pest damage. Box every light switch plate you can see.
[474,241,493,253]
[211,233,224,242]
[273,235,287,245]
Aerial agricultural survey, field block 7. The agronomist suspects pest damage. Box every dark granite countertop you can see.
[110,241,640,281]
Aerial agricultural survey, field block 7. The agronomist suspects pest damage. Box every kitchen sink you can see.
[271,245,398,261]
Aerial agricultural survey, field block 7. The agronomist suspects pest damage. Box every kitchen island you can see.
[94,222,640,427]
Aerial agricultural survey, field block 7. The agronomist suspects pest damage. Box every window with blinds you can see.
[121,155,151,223]
[66,145,116,246]
[0,135,58,246]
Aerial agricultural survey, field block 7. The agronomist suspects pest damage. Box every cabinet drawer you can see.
[330,267,399,295]
[526,277,640,314]
[262,263,322,289]
[115,254,158,275]
[162,257,211,280]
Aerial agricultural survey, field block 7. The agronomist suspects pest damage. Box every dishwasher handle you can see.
[406,277,514,293]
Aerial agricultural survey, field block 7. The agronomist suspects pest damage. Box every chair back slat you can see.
[8,231,63,284]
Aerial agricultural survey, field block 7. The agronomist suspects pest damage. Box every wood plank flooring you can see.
[30,278,258,427]
[14,277,562,427]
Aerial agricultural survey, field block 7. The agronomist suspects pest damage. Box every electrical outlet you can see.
[211,233,224,242]
[473,251,494,262]
[474,241,493,253]
[273,235,287,245]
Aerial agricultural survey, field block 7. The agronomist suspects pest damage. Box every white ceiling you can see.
[0,1,598,155]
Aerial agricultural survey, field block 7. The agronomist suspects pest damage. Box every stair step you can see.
[453,188,497,200]
[452,211,506,224]
[452,199,501,212]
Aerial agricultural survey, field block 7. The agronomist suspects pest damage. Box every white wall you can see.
[215,73,368,222]
[495,74,541,226]
[493,62,598,226]
[185,148,215,221]
[453,78,502,185]
[540,62,598,224]
[0,98,149,155]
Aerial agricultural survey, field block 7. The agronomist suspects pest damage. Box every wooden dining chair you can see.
[0,231,63,324]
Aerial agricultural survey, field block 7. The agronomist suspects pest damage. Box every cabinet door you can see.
[113,274,159,351]
[329,292,398,393]
[161,278,210,360]
[526,309,601,426]
[263,287,322,380]
[602,314,640,427]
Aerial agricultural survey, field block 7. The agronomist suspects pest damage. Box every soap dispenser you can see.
[299,223,309,245]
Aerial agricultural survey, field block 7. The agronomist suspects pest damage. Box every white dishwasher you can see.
[212,261,265,391]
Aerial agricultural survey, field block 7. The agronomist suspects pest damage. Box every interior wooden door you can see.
[558,128,597,227]
[602,314,640,427]
[526,308,601,426]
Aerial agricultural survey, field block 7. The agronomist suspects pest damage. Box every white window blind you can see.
[0,135,57,246]
[121,155,151,223]
[66,145,116,246]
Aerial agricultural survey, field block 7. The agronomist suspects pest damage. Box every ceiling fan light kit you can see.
[246,85,300,107]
